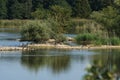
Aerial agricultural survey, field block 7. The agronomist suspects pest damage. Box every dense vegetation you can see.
[21,20,66,43]
[0,0,115,19]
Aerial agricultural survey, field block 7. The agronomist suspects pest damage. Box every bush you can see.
[110,37,120,45]
[21,20,66,43]
[75,33,97,45]
[55,34,66,43]
[31,8,50,19]
[93,37,120,45]
[21,21,52,43]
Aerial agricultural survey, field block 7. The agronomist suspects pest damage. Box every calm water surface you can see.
[0,49,120,80]
[0,50,94,80]
[0,27,29,46]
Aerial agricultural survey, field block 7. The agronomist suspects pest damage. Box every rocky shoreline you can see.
[0,44,120,51]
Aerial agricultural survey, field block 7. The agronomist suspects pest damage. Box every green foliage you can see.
[21,20,66,43]
[31,8,50,19]
[114,0,120,6]
[21,21,52,43]
[50,5,72,32]
[89,0,113,11]
[95,38,112,45]
[72,0,91,18]
[22,0,32,19]
[0,0,117,19]
[46,19,67,43]
[0,20,31,28]
[84,60,117,80]
[110,37,120,45]
[50,5,72,22]
[0,0,7,19]
[7,0,23,19]
[91,6,118,26]
[75,33,97,45]
[113,15,120,37]
[90,6,120,37]
[75,32,120,45]
[7,0,32,19]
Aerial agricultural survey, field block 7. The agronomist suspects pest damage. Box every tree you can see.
[91,6,120,37]
[50,5,71,22]
[101,0,113,7]
[89,0,103,11]
[72,0,91,18]
[88,0,114,11]
[22,0,32,19]
[50,5,72,32]
[0,0,7,19]
[32,0,43,10]
[7,0,23,19]
[31,8,50,19]
[7,0,32,19]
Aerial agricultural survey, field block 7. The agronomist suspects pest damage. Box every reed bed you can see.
[0,20,37,28]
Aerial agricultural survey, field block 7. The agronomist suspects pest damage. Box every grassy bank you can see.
[0,19,105,34]
[0,20,34,28]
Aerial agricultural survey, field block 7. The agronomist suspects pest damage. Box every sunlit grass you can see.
[0,20,37,28]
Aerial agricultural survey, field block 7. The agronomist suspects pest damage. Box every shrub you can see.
[94,40,102,46]
[110,37,120,45]
[31,8,50,19]
[55,34,66,43]
[21,21,53,43]
[99,38,110,45]
[75,33,97,45]
[94,37,120,45]
[21,20,66,43]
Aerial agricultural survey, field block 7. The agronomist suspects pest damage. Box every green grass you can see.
[0,20,36,28]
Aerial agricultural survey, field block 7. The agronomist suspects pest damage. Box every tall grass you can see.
[65,19,108,36]
[0,20,35,28]
[75,33,97,45]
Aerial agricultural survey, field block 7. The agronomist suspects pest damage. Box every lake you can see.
[0,27,30,46]
[0,27,120,80]
[0,49,120,80]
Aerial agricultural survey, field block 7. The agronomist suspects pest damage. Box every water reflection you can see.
[0,50,98,80]
[92,49,120,72]
[84,49,120,80]
[21,50,70,73]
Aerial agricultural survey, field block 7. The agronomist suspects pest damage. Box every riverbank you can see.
[1,44,120,51]
[28,44,120,50]
[0,47,28,51]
